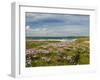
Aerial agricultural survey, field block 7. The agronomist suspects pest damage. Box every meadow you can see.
[26,37,89,67]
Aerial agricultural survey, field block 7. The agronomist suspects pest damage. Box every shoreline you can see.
[26,39,77,42]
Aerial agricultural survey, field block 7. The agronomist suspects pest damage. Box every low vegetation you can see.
[26,37,89,67]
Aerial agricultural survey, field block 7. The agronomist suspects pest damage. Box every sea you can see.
[26,36,84,42]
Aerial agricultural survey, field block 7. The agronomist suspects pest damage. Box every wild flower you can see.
[67,56,72,60]
[41,57,48,60]
[26,49,49,54]
[63,56,67,59]
[26,59,31,65]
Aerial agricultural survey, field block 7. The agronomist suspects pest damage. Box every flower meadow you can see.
[26,37,89,67]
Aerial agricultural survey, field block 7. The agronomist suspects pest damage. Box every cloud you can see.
[26,25,30,30]
[33,28,48,32]
[26,25,89,37]
[25,13,89,37]
[26,13,89,27]
[26,26,48,31]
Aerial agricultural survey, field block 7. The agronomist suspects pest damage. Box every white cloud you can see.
[26,25,30,30]
[26,25,89,37]
[29,28,48,32]
[42,28,48,31]
[33,28,40,31]
[26,25,48,32]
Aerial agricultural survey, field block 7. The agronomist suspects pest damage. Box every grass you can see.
[26,37,89,67]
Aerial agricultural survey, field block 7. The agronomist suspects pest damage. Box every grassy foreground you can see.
[26,37,89,67]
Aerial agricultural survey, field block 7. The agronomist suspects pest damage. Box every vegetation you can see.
[26,37,89,67]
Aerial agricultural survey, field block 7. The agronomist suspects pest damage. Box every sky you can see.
[25,12,89,37]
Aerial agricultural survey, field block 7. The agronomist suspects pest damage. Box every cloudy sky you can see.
[25,12,89,37]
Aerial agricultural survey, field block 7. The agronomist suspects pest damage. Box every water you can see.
[26,36,81,41]
[28,37,75,39]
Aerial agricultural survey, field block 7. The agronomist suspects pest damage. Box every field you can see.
[26,37,89,67]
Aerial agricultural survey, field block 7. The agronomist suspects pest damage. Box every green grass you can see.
[26,37,90,67]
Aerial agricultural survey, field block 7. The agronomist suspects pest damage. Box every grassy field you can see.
[25,37,89,67]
